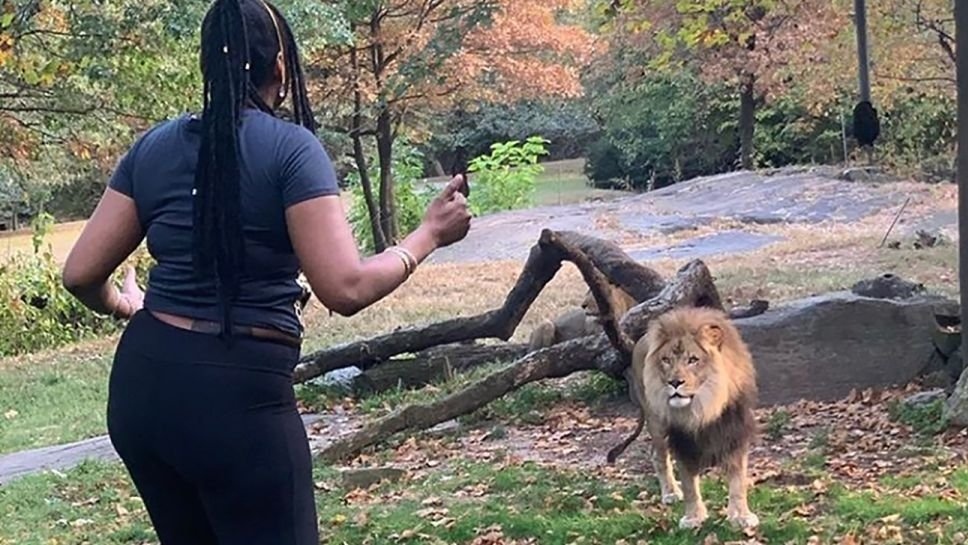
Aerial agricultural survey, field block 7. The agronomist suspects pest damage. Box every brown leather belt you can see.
[150,311,302,349]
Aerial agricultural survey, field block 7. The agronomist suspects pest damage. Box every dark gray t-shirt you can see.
[109,109,339,336]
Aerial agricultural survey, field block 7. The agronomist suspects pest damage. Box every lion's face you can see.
[649,333,719,409]
[636,307,754,429]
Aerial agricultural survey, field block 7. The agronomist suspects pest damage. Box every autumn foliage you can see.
[309,0,597,250]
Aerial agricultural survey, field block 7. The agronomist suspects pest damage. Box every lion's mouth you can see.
[668,392,693,408]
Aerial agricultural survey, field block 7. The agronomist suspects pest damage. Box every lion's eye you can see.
[687,355,700,366]
[660,357,671,366]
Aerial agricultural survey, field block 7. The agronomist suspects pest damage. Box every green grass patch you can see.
[888,398,949,436]
[4,461,968,544]
[0,350,112,455]
[299,366,628,428]
[0,460,155,545]
[534,173,624,207]
[764,408,792,441]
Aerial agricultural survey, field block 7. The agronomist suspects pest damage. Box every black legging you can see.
[107,311,317,545]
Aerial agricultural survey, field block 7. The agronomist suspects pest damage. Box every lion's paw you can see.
[727,511,760,530]
[678,512,708,530]
[660,484,683,505]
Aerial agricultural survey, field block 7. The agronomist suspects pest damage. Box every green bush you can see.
[347,143,434,253]
[0,215,110,356]
[583,138,627,189]
[0,214,155,356]
[426,99,599,166]
[586,71,738,190]
[877,94,957,181]
[754,93,848,168]
[467,137,548,215]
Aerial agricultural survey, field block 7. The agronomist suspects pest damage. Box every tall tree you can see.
[600,0,842,170]
[312,0,595,251]
[0,0,338,217]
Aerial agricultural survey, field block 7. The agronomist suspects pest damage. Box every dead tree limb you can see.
[318,260,720,462]
[294,230,666,383]
[320,336,609,462]
[293,241,564,383]
[540,230,636,359]
[353,343,530,394]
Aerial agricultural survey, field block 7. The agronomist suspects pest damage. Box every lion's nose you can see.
[668,379,684,388]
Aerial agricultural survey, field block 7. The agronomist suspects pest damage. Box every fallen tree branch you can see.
[540,230,637,361]
[293,241,564,382]
[294,230,666,383]
[319,260,721,462]
[352,343,531,394]
[319,336,608,462]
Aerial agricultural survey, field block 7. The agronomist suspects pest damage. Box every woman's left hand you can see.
[119,266,145,317]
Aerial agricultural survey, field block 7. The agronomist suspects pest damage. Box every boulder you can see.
[737,292,953,406]
[851,273,925,299]
[903,389,948,408]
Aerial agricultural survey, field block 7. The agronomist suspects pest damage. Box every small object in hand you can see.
[451,146,470,197]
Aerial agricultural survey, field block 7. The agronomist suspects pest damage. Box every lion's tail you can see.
[606,405,645,464]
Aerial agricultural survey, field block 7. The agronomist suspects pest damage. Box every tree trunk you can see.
[946,0,968,427]
[349,47,387,253]
[739,72,756,170]
[376,109,397,244]
[370,12,397,245]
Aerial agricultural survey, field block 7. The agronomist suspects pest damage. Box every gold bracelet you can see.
[395,245,418,272]
[386,247,413,277]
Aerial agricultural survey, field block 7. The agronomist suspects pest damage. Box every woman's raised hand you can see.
[422,175,472,248]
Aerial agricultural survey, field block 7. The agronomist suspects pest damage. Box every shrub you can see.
[0,215,110,355]
[583,138,627,189]
[347,142,434,253]
[467,136,548,215]
[0,214,154,356]
[587,71,737,190]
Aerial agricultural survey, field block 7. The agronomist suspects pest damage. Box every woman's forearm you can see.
[329,225,438,316]
[66,279,132,319]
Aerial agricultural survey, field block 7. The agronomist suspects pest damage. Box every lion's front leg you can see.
[677,464,708,529]
[647,418,681,504]
[725,450,759,529]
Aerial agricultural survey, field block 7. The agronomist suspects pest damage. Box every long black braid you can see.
[194,0,316,336]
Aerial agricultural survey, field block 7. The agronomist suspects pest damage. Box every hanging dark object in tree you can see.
[853,100,880,147]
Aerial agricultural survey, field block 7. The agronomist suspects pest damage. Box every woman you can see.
[61,1,471,543]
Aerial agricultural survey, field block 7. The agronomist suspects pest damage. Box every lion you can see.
[610,306,759,530]
[528,284,638,351]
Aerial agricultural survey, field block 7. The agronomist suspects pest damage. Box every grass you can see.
[3,458,967,545]
[888,398,950,436]
[0,344,114,455]
[299,364,625,426]
[534,173,623,207]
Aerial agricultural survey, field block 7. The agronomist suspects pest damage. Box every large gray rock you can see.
[737,292,953,406]
[946,369,968,427]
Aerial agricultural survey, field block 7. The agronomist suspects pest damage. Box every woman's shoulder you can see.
[244,110,321,147]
